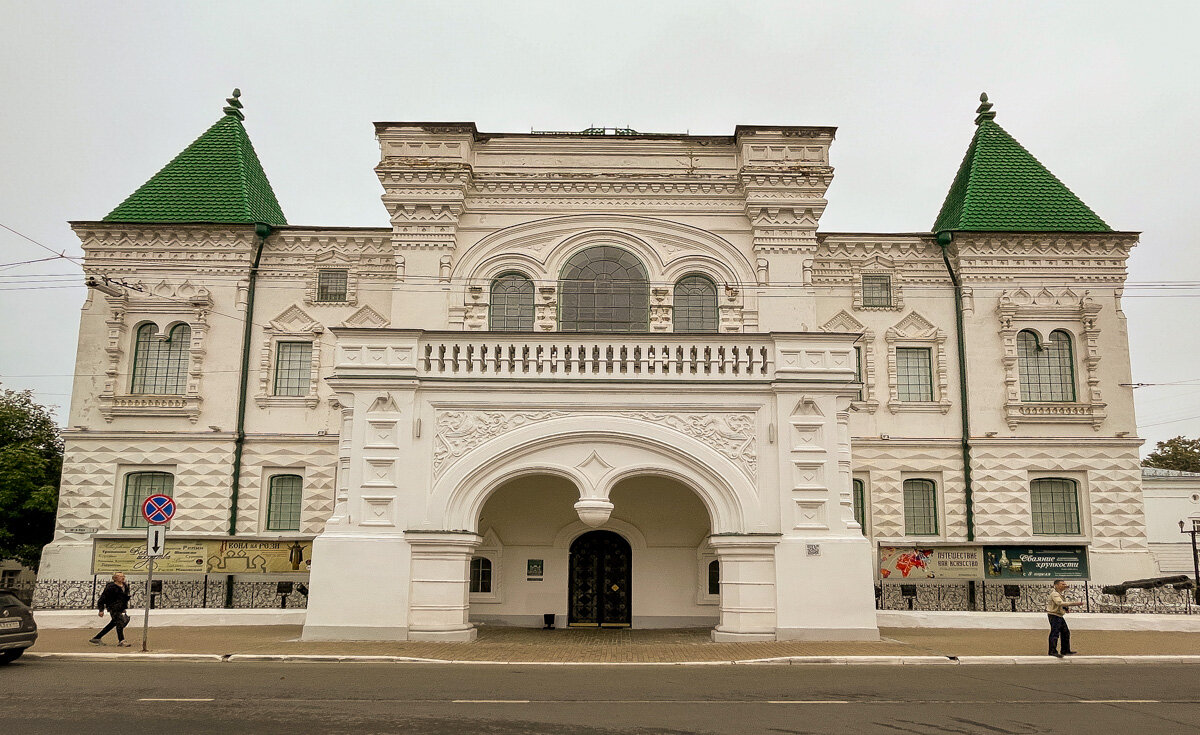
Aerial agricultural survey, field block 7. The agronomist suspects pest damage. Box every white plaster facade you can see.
[40,119,1155,642]
[1140,468,1200,575]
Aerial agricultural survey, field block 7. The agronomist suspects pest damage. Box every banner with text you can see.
[878,546,984,580]
[93,539,312,575]
[983,546,1089,580]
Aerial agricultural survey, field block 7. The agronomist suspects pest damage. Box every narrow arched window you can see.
[673,275,718,333]
[1030,478,1081,535]
[708,560,720,595]
[489,272,535,331]
[559,246,649,332]
[470,557,493,594]
[267,474,303,531]
[852,479,867,533]
[1017,330,1076,402]
[122,471,173,529]
[131,323,191,395]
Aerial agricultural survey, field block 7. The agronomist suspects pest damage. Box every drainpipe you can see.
[936,231,976,543]
[225,222,272,607]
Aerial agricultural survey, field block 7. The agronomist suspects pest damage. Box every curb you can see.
[24,652,1200,665]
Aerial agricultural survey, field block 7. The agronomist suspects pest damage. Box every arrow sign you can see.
[147,525,166,558]
[141,494,176,525]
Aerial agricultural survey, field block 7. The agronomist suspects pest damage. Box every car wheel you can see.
[0,649,24,664]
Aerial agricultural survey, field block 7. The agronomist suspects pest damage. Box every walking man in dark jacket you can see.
[90,572,131,647]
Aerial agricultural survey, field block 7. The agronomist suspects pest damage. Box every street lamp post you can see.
[1180,520,1200,607]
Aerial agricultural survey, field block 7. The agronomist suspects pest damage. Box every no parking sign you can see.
[141,494,176,525]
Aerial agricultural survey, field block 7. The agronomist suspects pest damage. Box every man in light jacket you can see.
[1047,579,1084,657]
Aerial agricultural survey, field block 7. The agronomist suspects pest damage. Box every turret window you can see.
[1017,330,1076,402]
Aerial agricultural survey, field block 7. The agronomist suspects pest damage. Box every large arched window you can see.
[489,272,535,331]
[131,323,191,395]
[559,246,649,332]
[673,275,718,333]
[122,471,173,529]
[1017,330,1076,402]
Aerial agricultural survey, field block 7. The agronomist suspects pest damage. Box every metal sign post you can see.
[140,494,176,653]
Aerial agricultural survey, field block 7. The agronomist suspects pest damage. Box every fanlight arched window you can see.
[559,246,649,332]
[489,272,535,331]
[131,323,191,395]
[1017,330,1076,402]
[673,275,718,333]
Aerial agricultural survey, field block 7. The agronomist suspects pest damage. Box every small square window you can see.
[316,269,348,303]
[862,274,893,307]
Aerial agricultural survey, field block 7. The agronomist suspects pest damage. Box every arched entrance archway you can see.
[568,530,633,627]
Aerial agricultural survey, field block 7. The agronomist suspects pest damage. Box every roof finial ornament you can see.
[223,88,245,121]
[975,91,996,126]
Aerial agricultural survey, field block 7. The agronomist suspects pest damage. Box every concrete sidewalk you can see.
[25,624,1200,664]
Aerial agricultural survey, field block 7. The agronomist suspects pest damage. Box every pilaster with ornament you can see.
[737,129,834,262]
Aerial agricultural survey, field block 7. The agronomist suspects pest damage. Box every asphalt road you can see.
[4,661,1200,734]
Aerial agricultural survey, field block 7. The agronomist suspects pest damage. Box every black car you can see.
[0,589,37,663]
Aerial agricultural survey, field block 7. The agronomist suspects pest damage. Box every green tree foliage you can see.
[0,388,62,569]
[1143,436,1200,473]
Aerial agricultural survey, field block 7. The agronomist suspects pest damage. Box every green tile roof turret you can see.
[933,93,1109,233]
[103,89,287,226]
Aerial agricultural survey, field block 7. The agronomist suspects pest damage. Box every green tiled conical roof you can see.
[933,94,1109,233]
[104,91,286,226]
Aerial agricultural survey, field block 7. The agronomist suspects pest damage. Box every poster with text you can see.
[983,546,1089,579]
[205,540,313,574]
[878,546,983,580]
[93,539,208,574]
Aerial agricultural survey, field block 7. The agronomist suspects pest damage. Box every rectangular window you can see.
[896,347,933,402]
[267,475,303,531]
[470,557,492,594]
[273,342,313,397]
[854,346,863,401]
[861,274,893,307]
[122,472,173,529]
[903,479,938,536]
[1030,478,1081,535]
[852,479,866,533]
[316,269,348,302]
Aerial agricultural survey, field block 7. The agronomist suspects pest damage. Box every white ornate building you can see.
[38,92,1155,641]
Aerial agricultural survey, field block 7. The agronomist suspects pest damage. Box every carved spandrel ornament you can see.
[431,409,758,481]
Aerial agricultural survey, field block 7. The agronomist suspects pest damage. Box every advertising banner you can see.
[93,539,208,574]
[92,539,312,575]
[206,540,312,574]
[878,546,984,580]
[983,546,1089,580]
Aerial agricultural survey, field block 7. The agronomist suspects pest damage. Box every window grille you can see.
[273,342,313,397]
[1030,478,1081,535]
[861,274,893,307]
[470,557,492,594]
[316,269,349,302]
[852,479,866,533]
[708,560,720,596]
[896,347,933,402]
[130,323,191,395]
[489,273,535,331]
[267,474,303,531]
[122,472,173,529]
[903,479,938,535]
[1017,330,1076,402]
[673,275,718,333]
[559,246,649,332]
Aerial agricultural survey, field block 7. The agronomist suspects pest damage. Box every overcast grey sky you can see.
[2,1,1198,454]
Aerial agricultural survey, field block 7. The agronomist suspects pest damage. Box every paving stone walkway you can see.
[31,625,1200,662]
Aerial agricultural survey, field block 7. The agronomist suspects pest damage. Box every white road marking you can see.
[137,698,215,702]
[452,699,532,703]
[768,700,851,704]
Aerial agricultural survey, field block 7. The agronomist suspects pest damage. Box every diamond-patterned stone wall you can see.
[972,442,1147,550]
[852,442,965,539]
[238,440,338,535]
[57,437,235,533]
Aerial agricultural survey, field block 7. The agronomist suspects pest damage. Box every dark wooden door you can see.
[568,530,632,627]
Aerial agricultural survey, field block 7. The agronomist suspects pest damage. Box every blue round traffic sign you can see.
[141,494,176,525]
